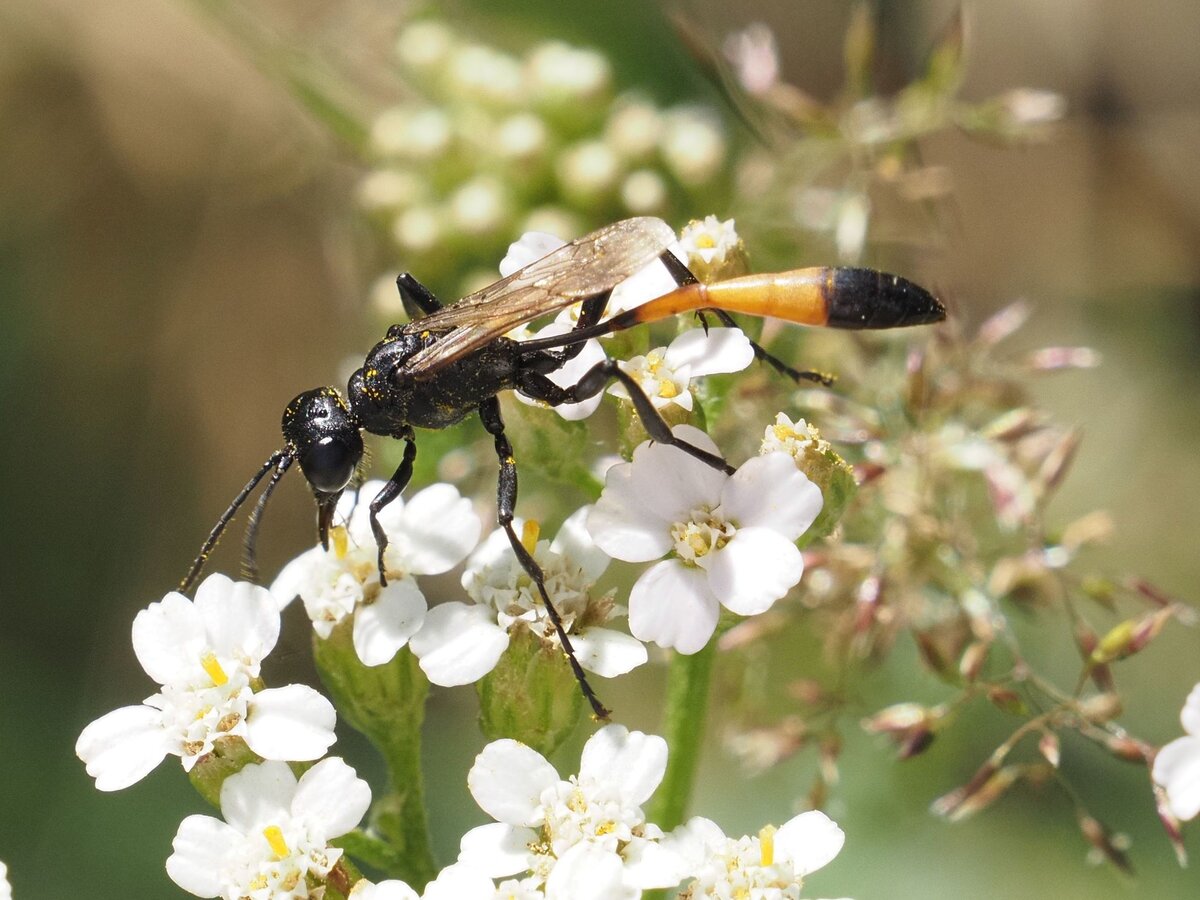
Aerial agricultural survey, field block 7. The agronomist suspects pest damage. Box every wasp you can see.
[181,217,944,719]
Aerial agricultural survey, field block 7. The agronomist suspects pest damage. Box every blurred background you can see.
[1,0,1198,896]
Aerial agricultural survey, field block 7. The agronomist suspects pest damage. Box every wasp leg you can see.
[395,272,443,321]
[519,361,735,476]
[656,251,835,387]
[702,308,835,387]
[368,430,417,587]
[521,289,613,375]
[478,396,611,720]
[240,453,294,584]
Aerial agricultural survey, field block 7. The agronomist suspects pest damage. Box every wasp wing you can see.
[401,217,677,379]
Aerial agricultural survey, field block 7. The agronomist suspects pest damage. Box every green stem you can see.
[312,623,437,888]
[650,640,718,831]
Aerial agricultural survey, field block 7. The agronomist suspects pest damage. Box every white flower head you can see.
[676,215,743,277]
[1153,682,1200,821]
[459,724,685,894]
[410,507,647,687]
[588,425,823,653]
[667,811,845,899]
[610,327,754,412]
[761,413,833,461]
[271,481,481,667]
[0,860,10,900]
[76,574,336,791]
[167,758,370,899]
[349,864,499,900]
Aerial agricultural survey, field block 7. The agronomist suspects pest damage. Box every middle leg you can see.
[478,396,611,720]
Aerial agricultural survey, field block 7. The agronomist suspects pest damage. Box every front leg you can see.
[369,429,417,586]
[478,397,611,720]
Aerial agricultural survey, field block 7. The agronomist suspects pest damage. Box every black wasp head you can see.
[282,387,364,548]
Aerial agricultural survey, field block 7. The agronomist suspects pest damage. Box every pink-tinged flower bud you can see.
[1077,814,1133,874]
[1039,731,1061,768]
[1078,693,1123,724]
[1102,734,1152,764]
[959,641,990,681]
[862,702,942,759]
[1153,784,1188,867]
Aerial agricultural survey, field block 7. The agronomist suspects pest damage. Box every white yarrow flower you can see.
[76,574,336,791]
[270,481,481,667]
[458,724,685,894]
[167,758,370,899]
[588,425,822,653]
[610,327,754,412]
[676,215,741,273]
[1153,682,1200,821]
[667,811,846,899]
[410,508,646,686]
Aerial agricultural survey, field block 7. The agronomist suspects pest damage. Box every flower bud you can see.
[477,627,584,758]
[760,413,855,542]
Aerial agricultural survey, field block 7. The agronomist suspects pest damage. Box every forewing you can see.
[402,217,676,378]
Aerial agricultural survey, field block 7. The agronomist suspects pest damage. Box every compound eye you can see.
[300,435,361,493]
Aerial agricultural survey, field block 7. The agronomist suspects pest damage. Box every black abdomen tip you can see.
[825,268,945,330]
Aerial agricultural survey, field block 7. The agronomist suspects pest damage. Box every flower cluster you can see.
[361,19,733,305]
[716,14,1065,263]
[270,481,481,667]
[76,575,336,791]
[350,726,846,900]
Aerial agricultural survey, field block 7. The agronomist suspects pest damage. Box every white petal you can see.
[707,527,803,616]
[579,724,666,807]
[551,506,610,582]
[468,739,558,826]
[659,816,726,872]
[410,603,509,686]
[628,560,720,654]
[196,576,280,664]
[421,863,499,900]
[219,760,297,833]
[1152,735,1200,821]
[719,453,822,539]
[345,480,388,542]
[588,463,672,563]
[622,836,690,889]
[352,578,429,666]
[292,757,372,839]
[501,231,566,277]
[75,705,169,791]
[269,548,323,609]
[545,844,636,900]
[572,628,647,677]
[391,484,482,574]
[131,591,204,685]
[774,810,845,875]
[629,426,726,522]
[166,815,242,896]
[1181,683,1200,735]
[665,327,754,378]
[243,684,337,761]
[607,251,682,314]
[457,822,533,877]
[348,879,420,900]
